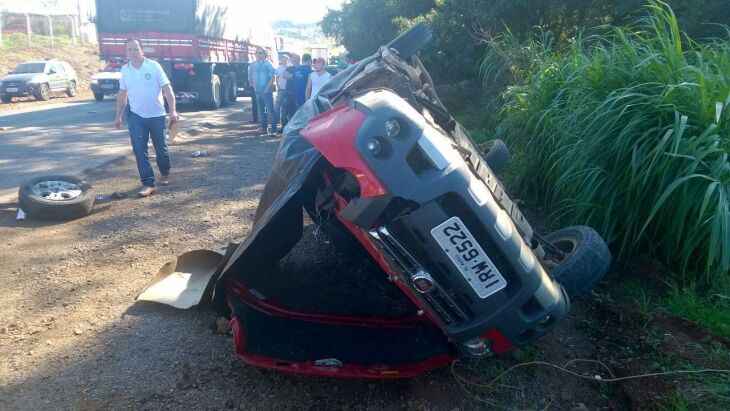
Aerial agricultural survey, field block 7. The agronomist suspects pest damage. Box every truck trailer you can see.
[95,0,274,109]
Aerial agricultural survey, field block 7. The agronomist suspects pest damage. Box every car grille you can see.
[368,226,470,326]
[406,146,436,176]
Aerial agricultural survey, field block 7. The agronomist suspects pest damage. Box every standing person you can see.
[292,53,313,108]
[247,61,258,123]
[305,57,332,100]
[250,47,276,135]
[114,38,179,197]
[280,53,300,130]
[274,54,289,133]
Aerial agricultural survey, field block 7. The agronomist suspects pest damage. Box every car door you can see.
[47,62,64,91]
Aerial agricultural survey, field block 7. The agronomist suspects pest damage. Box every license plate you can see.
[100,84,114,89]
[431,216,507,299]
[6,87,18,92]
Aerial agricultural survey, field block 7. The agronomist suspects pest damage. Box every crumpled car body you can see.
[207,24,604,378]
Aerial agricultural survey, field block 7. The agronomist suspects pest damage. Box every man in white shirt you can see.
[114,38,179,197]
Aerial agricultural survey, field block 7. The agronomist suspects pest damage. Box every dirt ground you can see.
[0,105,728,410]
[0,44,104,112]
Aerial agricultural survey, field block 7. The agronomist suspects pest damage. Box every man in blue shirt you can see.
[250,47,276,135]
[292,53,313,107]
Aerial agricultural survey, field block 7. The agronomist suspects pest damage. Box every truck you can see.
[94,0,275,109]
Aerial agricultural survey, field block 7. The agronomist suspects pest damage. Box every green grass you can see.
[481,1,729,282]
[1,33,80,49]
[611,275,730,339]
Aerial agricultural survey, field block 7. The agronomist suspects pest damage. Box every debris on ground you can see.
[16,208,25,220]
[176,362,194,390]
[190,150,210,158]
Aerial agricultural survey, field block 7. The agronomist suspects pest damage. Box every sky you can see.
[0,0,344,24]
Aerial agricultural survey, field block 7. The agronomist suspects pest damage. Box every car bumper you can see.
[304,89,569,349]
[91,82,120,94]
[1,83,40,97]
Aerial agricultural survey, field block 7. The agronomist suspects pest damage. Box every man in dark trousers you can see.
[114,38,179,197]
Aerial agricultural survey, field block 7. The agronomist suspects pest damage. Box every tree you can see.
[321,0,434,59]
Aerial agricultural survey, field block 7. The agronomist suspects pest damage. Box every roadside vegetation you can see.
[324,0,729,407]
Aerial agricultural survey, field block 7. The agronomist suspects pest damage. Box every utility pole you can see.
[26,13,31,47]
[48,15,54,48]
[77,0,83,45]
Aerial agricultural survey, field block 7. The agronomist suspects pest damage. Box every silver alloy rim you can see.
[32,180,82,201]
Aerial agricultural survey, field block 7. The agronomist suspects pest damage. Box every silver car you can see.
[0,59,78,103]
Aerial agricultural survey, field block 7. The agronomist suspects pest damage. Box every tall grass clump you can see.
[491,1,729,281]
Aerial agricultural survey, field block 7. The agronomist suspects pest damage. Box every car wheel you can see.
[1,94,12,103]
[18,175,95,220]
[35,84,50,101]
[542,226,611,298]
[478,139,510,174]
[386,22,431,60]
[93,92,105,102]
[66,80,77,97]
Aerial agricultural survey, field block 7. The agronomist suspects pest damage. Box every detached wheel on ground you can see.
[478,139,510,174]
[18,175,95,220]
[542,226,611,298]
[66,80,77,97]
[35,84,51,101]
[93,92,105,102]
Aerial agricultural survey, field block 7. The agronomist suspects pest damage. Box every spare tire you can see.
[18,175,94,220]
[542,226,611,298]
[479,139,510,174]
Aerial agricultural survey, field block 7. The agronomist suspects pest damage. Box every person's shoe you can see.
[160,175,170,186]
[137,186,156,197]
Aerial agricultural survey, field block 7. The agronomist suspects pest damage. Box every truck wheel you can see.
[479,139,510,174]
[209,74,221,109]
[228,73,238,102]
[542,226,611,298]
[93,92,104,102]
[35,84,51,101]
[1,94,12,103]
[18,175,95,220]
[220,75,232,107]
[66,80,77,97]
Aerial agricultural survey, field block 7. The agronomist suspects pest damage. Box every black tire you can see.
[228,73,238,102]
[66,80,77,97]
[18,175,94,220]
[220,75,232,107]
[543,226,611,298]
[209,74,221,109]
[386,22,432,59]
[479,139,510,174]
[93,92,104,102]
[35,84,51,101]
[1,94,12,103]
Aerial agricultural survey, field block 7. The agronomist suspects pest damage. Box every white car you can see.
[90,66,122,101]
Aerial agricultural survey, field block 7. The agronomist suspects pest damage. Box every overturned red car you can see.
[209,23,611,378]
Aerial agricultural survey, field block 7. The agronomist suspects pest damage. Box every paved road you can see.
[0,98,248,202]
